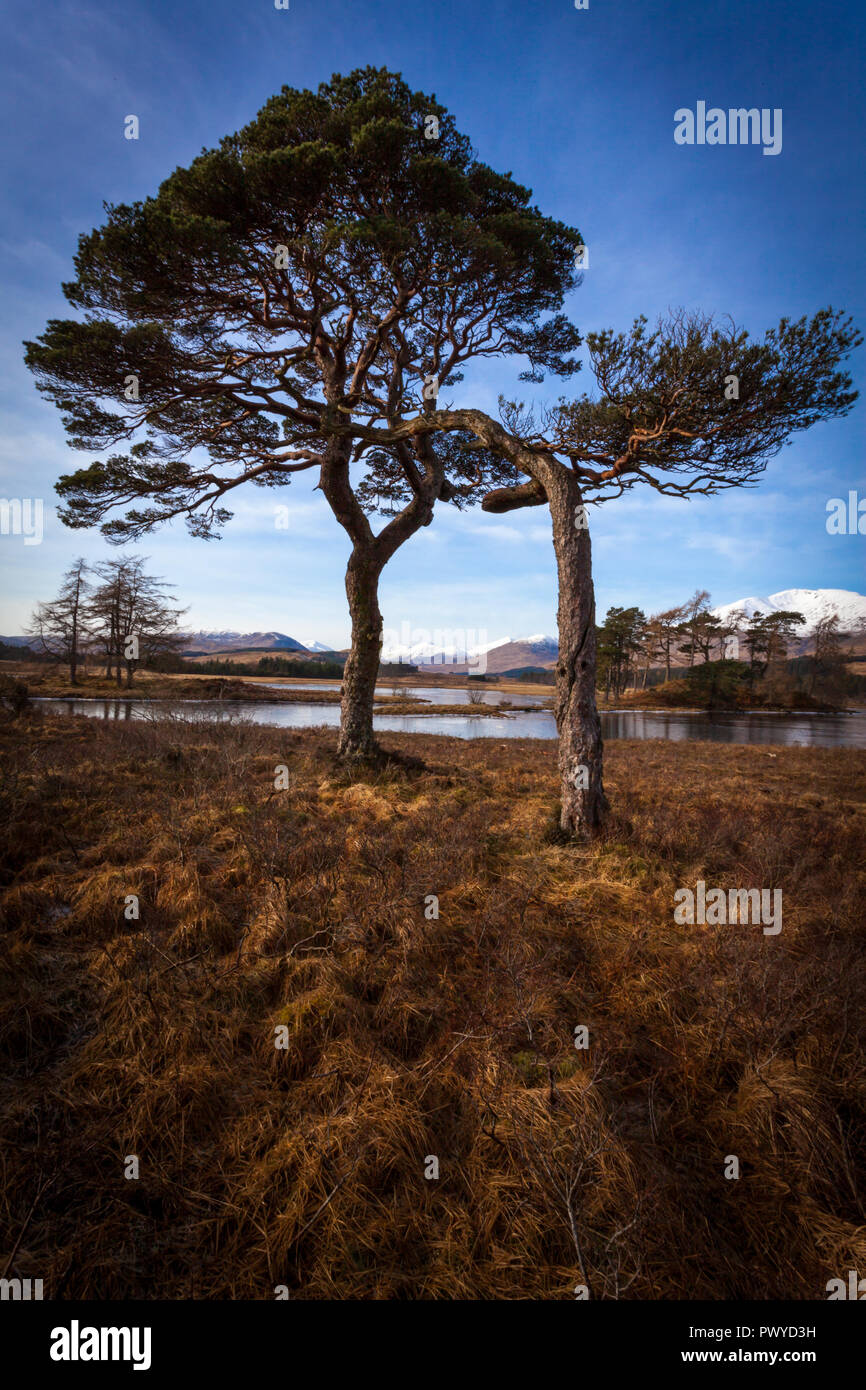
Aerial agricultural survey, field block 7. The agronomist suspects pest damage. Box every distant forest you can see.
[162,653,418,679]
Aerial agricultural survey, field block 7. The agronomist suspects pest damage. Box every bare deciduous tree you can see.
[88,556,185,688]
[31,558,89,685]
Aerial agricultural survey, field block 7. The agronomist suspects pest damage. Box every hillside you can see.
[181,631,312,654]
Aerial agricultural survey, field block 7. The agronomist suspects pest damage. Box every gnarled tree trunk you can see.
[338,547,383,760]
[545,469,608,838]
[466,407,608,841]
[321,433,443,763]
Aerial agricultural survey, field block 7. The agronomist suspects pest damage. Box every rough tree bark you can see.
[544,468,608,838]
[462,408,608,839]
[339,548,385,759]
[320,434,444,761]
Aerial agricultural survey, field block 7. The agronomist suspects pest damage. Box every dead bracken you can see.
[1,713,864,1299]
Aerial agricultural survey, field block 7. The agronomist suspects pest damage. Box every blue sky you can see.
[1,0,864,646]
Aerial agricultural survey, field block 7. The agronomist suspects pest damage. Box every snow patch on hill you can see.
[711,589,866,634]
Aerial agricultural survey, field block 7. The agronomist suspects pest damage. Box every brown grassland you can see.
[1,710,864,1299]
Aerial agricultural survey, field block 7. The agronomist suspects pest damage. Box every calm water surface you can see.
[34,697,866,747]
[258,681,551,707]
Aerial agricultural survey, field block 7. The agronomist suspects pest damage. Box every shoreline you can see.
[32,693,854,717]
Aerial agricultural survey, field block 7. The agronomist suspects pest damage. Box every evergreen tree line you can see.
[187,654,346,679]
[596,591,865,704]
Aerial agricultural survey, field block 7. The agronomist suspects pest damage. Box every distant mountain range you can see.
[181,630,561,672]
[4,591,863,668]
[381,635,560,674]
[379,589,866,671]
[180,631,335,655]
[0,629,338,662]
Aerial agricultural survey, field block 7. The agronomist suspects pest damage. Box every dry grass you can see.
[20,669,344,703]
[1,712,864,1300]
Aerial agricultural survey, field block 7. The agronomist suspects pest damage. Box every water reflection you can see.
[33,698,866,747]
[258,681,551,707]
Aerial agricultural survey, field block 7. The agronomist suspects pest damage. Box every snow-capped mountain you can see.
[380,638,484,664]
[2,628,337,657]
[711,589,866,635]
[380,633,559,672]
[474,636,559,673]
[376,592,866,671]
[182,630,313,653]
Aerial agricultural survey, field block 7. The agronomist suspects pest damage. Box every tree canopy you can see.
[25,66,582,541]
